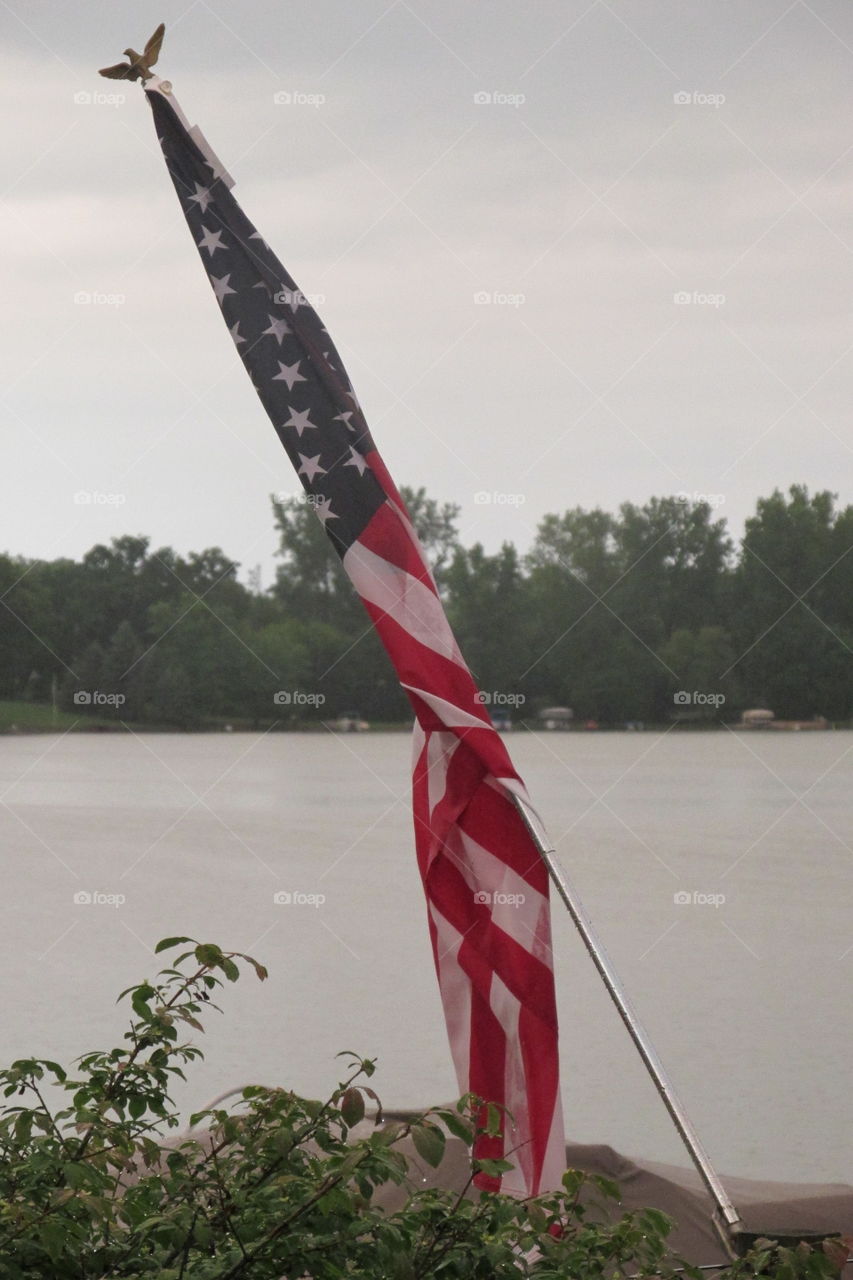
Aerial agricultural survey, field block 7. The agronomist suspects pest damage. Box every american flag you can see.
[145,83,565,1196]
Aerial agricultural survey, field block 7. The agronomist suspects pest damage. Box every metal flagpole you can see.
[510,790,745,1251]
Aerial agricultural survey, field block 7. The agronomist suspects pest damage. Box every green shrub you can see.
[0,938,843,1278]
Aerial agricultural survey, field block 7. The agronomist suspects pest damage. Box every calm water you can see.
[1,729,851,1186]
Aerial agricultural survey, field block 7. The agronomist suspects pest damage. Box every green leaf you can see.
[591,1173,620,1201]
[439,1111,474,1145]
[14,1111,32,1145]
[474,1156,514,1177]
[640,1207,672,1238]
[221,957,239,982]
[411,1121,446,1168]
[195,943,223,967]
[128,1095,147,1120]
[484,1101,503,1137]
[155,936,194,954]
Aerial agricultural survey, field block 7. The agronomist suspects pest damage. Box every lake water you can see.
[1,728,851,1188]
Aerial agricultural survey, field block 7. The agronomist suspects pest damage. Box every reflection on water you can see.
[0,728,850,1185]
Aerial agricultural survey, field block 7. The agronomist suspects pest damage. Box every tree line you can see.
[1,484,850,729]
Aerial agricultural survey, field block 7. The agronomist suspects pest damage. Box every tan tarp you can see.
[353,1115,853,1270]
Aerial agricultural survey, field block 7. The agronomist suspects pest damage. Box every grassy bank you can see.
[0,700,87,732]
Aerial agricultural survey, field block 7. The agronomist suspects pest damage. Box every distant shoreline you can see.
[1,708,849,737]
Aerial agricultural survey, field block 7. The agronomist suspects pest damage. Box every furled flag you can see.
[144,81,565,1196]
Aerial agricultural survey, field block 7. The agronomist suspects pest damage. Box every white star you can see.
[314,497,337,523]
[346,386,361,412]
[211,274,236,303]
[344,447,368,476]
[229,321,245,345]
[334,410,355,431]
[198,225,227,255]
[188,183,214,213]
[250,230,270,250]
[298,453,326,483]
[261,314,291,344]
[282,408,317,437]
[272,360,307,391]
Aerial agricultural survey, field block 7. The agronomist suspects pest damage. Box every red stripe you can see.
[358,493,438,588]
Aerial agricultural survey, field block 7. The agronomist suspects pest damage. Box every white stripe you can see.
[402,685,495,735]
[426,729,460,818]
[343,542,465,665]
[429,904,471,1094]
[489,969,565,1196]
[488,972,531,1195]
[457,828,552,966]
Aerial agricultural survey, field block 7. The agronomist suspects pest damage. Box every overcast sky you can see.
[3,0,853,586]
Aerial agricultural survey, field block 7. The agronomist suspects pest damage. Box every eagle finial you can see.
[99,23,165,83]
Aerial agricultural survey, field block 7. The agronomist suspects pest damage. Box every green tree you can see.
[101,620,146,721]
[659,626,739,717]
[731,487,852,718]
[446,543,531,706]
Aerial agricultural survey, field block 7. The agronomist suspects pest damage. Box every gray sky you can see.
[3,0,853,585]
